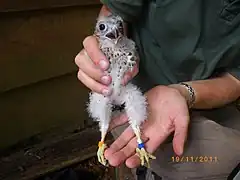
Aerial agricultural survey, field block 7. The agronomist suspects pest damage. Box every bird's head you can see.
[94,14,124,44]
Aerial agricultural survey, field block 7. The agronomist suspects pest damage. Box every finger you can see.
[173,114,189,156]
[106,135,149,167]
[108,113,129,131]
[125,135,160,169]
[125,154,141,168]
[105,126,135,157]
[75,50,112,85]
[121,64,139,85]
[125,134,159,169]
[107,137,137,166]
[77,69,112,96]
[130,63,139,77]
[83,36,109,70]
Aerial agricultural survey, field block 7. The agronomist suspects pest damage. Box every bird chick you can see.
[87,14,156,168]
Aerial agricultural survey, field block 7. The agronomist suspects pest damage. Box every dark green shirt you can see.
[101,0,240,91]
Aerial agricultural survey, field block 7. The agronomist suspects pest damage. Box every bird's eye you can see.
[99,23,106,31]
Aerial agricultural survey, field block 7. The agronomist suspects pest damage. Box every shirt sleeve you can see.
[100,0,144,22]
[229,66,240,81]
[226,41,240,81]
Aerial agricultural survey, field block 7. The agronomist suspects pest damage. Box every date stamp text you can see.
[171,156,218,163]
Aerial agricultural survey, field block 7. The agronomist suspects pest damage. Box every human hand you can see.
[74,36,139,96]
[104,85,190,168]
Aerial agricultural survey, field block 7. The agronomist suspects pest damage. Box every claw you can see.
[97,142,108,166]
[136,147,156,168]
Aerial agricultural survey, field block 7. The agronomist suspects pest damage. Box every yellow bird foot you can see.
[97,141,108,166]
[136,143,156,168]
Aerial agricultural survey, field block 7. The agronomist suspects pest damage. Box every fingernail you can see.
[99,60,108,70]
[102,88,112,96]
[101,76,110,85]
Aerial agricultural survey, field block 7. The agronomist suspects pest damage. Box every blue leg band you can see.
[138,142,145,149]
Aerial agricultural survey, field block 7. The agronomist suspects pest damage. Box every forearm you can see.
[170,73,240,109]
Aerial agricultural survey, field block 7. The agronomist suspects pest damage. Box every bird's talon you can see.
[97,142,108,166]
[136,147,156,168]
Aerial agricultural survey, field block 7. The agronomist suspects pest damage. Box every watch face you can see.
[228,163,240,180]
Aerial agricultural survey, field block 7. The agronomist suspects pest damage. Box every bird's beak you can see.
[106,32,116,39]
[106,29,120,44]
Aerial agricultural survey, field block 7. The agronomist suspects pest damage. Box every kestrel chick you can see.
[87,14,156,168]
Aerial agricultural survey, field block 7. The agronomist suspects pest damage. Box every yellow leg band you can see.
[98,141,104,148]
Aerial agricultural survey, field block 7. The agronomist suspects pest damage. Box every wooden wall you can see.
[0,1,101,149]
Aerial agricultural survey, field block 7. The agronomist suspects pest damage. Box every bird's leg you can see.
[87,92,112,166]
[97,126,108,166]
[119,83,156,168]
[132,126,156,168]
[97,107,112,166]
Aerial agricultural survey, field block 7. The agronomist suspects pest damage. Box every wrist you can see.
[169,83,196,109]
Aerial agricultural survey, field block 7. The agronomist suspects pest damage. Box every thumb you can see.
[172,114,189,156]
[122,63,139,85]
